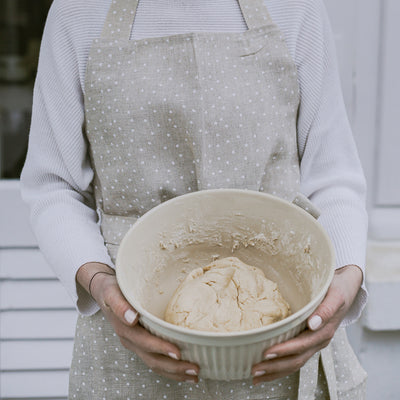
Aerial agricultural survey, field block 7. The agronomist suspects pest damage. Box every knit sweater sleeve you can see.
[20,0,111,316]
[20,0,368,324]
[290,0,368,325]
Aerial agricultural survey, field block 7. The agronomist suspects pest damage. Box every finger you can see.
[120,324,182,361]
[103,283,139,327]
[261,327,330,360]
[252,351,315,384]
[135,350,200,381]
[307,285,346,331]
[253,370,296,385]
[153,370,199,383]
[149,367,199,383]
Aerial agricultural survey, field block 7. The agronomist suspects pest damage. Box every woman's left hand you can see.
[251,264,363,385]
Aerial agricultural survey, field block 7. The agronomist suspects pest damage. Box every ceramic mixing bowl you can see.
[116,189,335,380]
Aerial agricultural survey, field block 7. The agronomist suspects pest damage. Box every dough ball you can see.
[164,257,291,332]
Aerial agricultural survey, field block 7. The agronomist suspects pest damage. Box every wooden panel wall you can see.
[0,181,75,399]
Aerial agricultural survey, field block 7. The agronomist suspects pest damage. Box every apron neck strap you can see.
[100,0,273,41]
[101,0,139,41]
[238,0,274,29]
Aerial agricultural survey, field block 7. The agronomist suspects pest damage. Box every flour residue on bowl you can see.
[157,217,322,288]
[141,213,326,319]
[158,217,308,257]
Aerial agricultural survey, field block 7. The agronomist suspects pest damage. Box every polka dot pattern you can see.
[101,0,274,41]
[72,0,368,398]
[85,0,300,220]
[70,314,367,399]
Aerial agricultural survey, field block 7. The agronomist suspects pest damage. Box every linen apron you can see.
[69,0,367,398]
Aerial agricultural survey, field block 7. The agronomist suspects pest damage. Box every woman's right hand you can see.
[76,262,200,383]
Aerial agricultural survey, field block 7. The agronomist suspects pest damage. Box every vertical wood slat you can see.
[375,0,400,206]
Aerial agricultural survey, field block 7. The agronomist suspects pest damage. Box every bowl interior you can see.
[116,190,334,332]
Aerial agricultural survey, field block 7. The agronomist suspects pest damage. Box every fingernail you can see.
[264,353,277,360]
[185,369,198,376]
[124,309,137,324]
[168,352,179,360]
[185,378,196,383]
[253,370,266,377]
[309,315,322,331]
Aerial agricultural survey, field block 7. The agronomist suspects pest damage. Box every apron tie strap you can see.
[292,192,321,219]
[97,208,139,246]
[321,346,338,400]
[298,345,338,400]
[298,351,320,400]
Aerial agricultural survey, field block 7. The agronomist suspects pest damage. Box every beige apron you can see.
[69,0,367,398]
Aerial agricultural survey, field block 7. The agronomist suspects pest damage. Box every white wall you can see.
[324,0,400,398]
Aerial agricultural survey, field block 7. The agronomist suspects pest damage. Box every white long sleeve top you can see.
[20,0,368,324]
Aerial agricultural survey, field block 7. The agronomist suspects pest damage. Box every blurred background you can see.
[0,0,52,179]
[0,0,399,398]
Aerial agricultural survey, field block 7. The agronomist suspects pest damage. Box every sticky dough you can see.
[164,257,291,332]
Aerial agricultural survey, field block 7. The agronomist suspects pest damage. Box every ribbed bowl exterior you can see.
[141,318,307,380]
[116,190,335,381]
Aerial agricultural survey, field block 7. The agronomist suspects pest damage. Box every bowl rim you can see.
[116,188,336,338]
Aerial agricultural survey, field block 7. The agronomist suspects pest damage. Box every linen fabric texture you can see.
[70,0,367,398]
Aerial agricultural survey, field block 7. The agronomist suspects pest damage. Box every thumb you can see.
[307,287,345,331]
[104,285,139,326]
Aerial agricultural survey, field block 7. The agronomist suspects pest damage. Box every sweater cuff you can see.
[340,271,368,327]
[330,224,369,326]
[331,221,368,326]
[314,199,368,326]
[75,260,116,316]
[76,282,101,316]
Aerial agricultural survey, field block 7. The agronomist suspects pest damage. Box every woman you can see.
[21,0,368,398]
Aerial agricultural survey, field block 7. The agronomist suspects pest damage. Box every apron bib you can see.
[69,0,366,398]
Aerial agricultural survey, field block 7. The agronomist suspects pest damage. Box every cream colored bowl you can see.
[116,189,335,380]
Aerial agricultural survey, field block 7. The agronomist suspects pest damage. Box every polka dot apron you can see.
[69,0,367,398]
